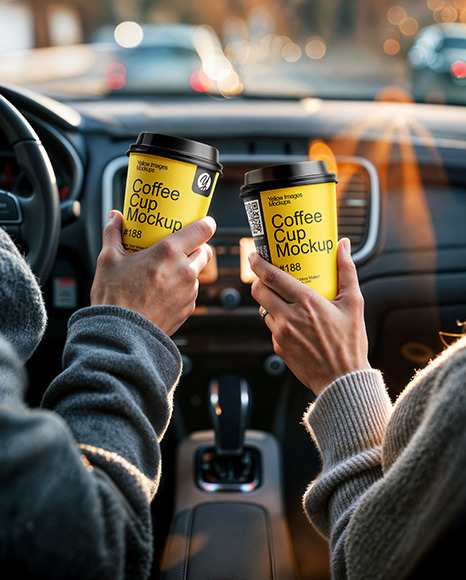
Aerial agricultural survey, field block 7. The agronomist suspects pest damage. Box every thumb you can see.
[336,238,360,297]
[162,216,216,256]
[102,210,124,249]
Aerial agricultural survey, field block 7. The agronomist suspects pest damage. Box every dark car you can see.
[408,23,466,104]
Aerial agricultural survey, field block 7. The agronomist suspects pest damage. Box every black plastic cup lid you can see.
[240,160,337,197]
[127,132,223,175]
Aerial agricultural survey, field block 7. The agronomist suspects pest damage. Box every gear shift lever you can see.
[208,374,251,455]
[197,375,260,491]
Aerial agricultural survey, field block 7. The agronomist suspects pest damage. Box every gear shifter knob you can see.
[208,374,251,456]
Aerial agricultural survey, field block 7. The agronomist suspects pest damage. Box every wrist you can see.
[308,359,373,397]
[303,369,391,463]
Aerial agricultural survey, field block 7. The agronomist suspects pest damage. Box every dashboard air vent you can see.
[336,157,379,264]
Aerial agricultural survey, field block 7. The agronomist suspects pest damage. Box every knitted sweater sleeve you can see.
[302,370,392,579]
[0,305,182,580]
[303,342,466,580]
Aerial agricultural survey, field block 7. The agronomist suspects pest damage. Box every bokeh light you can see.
[202,51,232,81]
[190,69,211,92]
[399,17,419,36]
[305,37,326,60]
[217,71,243,97]
[427,0,445,10]
[105,73,126,90]
[451,60,466,78]
[281,38,301,62]
[441,6,458,21]
[384,39,401,56]
[104,61,126,90]
[387,6,407,25]
[225,41,254,64]
[114,21,143,48]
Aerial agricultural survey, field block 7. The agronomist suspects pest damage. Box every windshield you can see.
[0,0,465,104]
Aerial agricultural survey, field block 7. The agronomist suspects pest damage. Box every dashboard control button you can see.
[264,354,286,376]
[0,191,21,223]
[220,287,241,309]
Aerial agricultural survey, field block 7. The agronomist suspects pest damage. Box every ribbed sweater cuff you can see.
[67,305,182,385]
[304,370,392,468]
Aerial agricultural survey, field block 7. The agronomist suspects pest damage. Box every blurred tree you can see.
[30,0,49,47]
[295,0,392,45]
[25,0,424,54]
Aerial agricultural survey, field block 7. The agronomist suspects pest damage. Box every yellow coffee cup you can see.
[122,132,222,252]
[240,161,338,300]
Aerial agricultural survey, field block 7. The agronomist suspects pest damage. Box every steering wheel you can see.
[0,93,60,282]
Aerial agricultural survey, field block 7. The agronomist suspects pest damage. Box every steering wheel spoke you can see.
[0,189,23,225]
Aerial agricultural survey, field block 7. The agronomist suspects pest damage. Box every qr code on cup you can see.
[244,199,264,236]
[256,244,270,261]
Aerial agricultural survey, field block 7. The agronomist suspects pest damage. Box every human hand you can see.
[90,211,216,336]
[248,238,371,396]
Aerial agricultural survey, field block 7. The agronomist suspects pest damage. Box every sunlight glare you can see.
[239,238,256,284]
[308,140,337,175]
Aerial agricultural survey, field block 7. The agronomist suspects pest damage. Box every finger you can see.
[260,306,275,330]
[102,210,125,250]
[164,216,217,256]
[251,276,288,317]
[248,251,307,304]
[187,243,213,277]
[336,238,361,297]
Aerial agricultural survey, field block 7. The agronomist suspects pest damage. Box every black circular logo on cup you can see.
[192,167,215,197]
[198,172,212,191]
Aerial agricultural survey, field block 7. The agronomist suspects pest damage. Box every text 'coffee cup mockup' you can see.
[241,160,338,300]
[122,132,222,252]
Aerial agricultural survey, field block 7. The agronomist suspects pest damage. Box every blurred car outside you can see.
[408,23,466,104]
[0,22,242,98]
[91,23,242,97]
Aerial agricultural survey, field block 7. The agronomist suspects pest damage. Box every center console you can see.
[160,375,298,580]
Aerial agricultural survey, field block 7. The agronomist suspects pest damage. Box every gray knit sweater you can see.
[0,227,46,363]
[0,228,182,578]
[303,337,466,579]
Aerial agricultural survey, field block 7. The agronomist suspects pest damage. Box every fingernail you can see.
[343,237,351,253]
[108,211,116,223]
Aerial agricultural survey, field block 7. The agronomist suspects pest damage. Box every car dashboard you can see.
[2,83,466,579]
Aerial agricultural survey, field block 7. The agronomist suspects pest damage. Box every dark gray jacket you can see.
[0,228,181,579]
